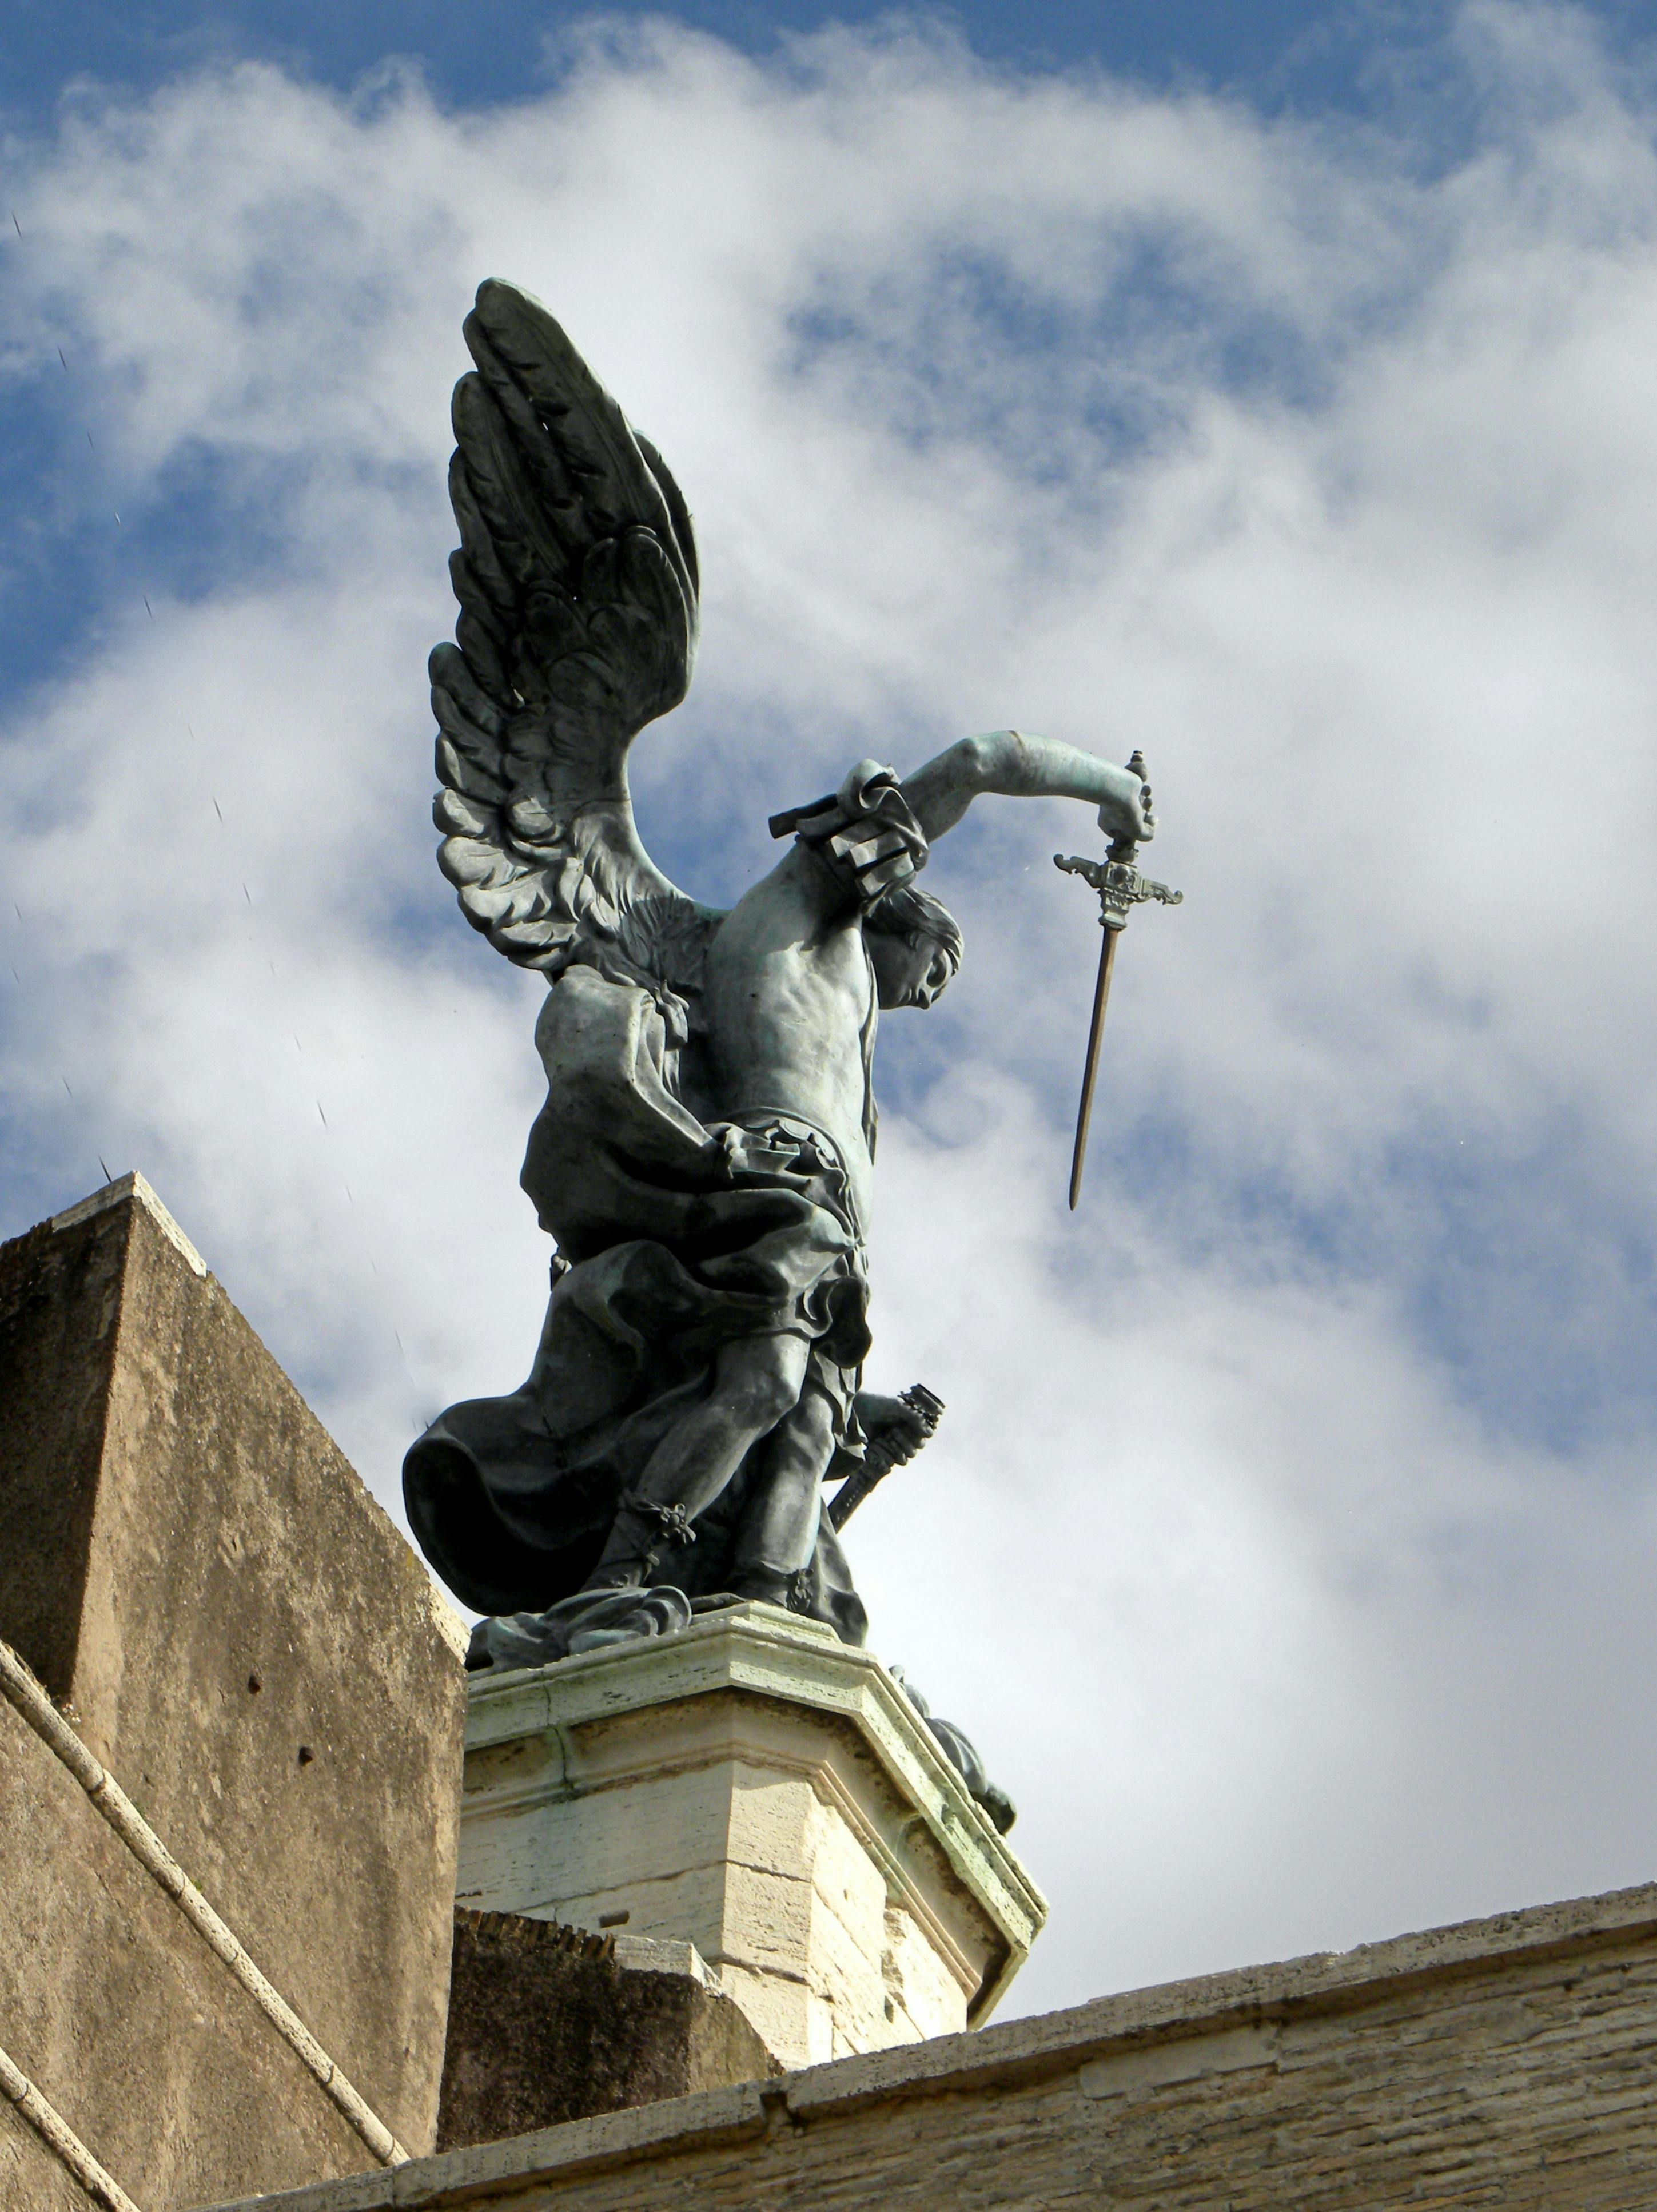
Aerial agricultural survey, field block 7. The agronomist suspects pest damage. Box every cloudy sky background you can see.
[6,0,1657,2019]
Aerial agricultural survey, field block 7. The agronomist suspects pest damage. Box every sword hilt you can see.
[1113,749,1149,867]
[827,1383,945,1530]
[1053,850,1184,929]
[1054,749,1181,928]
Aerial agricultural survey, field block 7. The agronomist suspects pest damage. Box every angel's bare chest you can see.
[702,882,875,1140]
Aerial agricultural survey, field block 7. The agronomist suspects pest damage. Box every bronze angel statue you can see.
[404,281,1154,1678]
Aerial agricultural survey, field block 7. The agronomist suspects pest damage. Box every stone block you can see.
[712,1960,836,2075]
[0,1173,469,2198]
[881,1895,965,2036]
[456,1605,1046,2071]
[435,1909,777,2151]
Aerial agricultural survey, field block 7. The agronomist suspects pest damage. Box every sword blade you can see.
[1068,924,1120,1210]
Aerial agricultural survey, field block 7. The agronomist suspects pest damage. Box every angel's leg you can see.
[585,1330,811,1589]
[727,1383,835,1606]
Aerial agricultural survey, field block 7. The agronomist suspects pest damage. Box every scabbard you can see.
[826,1456,891,1531]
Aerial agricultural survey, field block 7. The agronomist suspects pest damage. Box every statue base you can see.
[457,1604,1046,2069]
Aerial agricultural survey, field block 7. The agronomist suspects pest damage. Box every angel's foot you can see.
[560,1585,693,1656]
[471,1585,694,1669]
[729,1562,817,1616]
[585,1493,700,1591]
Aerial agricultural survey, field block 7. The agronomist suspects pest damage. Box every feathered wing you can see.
[431,279,718,995]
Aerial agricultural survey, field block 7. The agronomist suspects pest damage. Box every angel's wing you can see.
[431,280,718,995]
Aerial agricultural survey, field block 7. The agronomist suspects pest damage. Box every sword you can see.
[1055,749,1182,1210]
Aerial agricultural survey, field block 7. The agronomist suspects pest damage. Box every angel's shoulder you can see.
[707,857,863,993]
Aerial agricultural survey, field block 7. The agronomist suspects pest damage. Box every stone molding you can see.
[0,1633,410,2171]
[0,2037,141,2212]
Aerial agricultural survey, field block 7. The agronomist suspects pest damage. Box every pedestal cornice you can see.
[465,1602,1045,2011]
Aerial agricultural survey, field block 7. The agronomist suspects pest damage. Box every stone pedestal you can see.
[457,1606,1046,2070]
[0,1173,469,2206]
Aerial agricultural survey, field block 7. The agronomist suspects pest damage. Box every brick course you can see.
[204,1881,1657,2212]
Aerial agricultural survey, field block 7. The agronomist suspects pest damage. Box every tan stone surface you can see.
[198,1879,1657,2212]
[0,1693,373,2209]
[0,1173,469,2174]
[436,1911,776,2152]
[0,2093,102,2212]
[456,1611,1044,2068]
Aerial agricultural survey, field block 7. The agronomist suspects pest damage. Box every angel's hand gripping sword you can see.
[1054,749,1182,1211]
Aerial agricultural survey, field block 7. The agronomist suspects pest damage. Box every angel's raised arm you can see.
[902,730,1153,848]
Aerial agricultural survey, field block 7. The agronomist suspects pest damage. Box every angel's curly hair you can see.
[866,882,963,977]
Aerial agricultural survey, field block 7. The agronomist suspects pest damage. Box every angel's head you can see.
[867,884,963,1010]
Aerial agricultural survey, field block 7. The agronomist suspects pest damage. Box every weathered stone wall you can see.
[0,1173,471,2203]
[437,1911,776,2150]
[204,1881,1657,2212]
[1,2092,102,2211]
[0,1688,375,2207]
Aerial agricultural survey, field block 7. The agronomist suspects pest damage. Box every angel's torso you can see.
[703,848,877,1222]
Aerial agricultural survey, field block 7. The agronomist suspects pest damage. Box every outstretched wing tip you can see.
[467,277,571,367]
[474,273,534,309]
[471,274,523,321]
[432,277,708,985]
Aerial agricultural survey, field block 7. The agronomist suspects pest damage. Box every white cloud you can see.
[5,2,1657,2014]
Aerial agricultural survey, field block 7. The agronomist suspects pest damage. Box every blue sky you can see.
[0,0,1515,730]
[0,0,1582,118]
[6,1,1657,2020]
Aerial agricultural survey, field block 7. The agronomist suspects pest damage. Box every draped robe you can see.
[402,961,872,1644]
